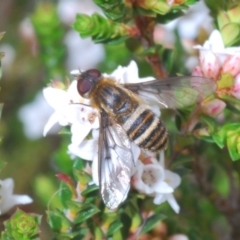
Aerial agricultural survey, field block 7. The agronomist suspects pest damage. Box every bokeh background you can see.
[1,0,230,239]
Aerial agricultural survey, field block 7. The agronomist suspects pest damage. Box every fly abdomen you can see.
[123,105,168,151]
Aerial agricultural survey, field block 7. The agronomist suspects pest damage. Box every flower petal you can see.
[12,195,33,205]
[68,138,97,160]
[71,123,92,146]
[43,112,59,136]
[164,170,181,189]
[166,193,180,213]
[43,88,69,109]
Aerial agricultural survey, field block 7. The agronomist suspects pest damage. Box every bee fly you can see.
[75,68,216,209]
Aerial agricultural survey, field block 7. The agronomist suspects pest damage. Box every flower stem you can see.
[134,16,167,79]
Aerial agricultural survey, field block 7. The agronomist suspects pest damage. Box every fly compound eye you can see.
[77,69,102,97]
[77,79,92,96]
[86,69,101,80]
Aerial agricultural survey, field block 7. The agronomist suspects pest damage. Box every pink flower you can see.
[222,54,240,77]
[193,30,240,80]
[232,73,240,99]
[193,30,240,116]
[198,51,221,79]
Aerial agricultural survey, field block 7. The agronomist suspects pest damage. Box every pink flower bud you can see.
[201,99,226,116]
[222,54,240,77]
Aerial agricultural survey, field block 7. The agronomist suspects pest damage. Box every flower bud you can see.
[201,99,226,117]
[135,0,170,15]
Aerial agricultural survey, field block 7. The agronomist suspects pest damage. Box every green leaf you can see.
[94,226,104,240]
[73,170,92,187]
[59,182,74,207]
[212,123,240,148]
[140,213,166,234]
[81,184,99,196]
[225,103,240,115]
[93,0,133,22]
[220,94,240,106]
[227,134,240,161]
[47,209,72,233]
[156,10,184,23]
[107,220,123,236]
[73,158,86,170]
[221,23,240,47]
[74,204,100,224]
[73,13,134,44]
[200,115,218,132]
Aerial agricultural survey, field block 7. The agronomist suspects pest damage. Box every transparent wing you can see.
[124,76,217,109]
[98,110,135,209]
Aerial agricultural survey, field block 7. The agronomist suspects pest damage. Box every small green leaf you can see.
[59,182,75,207]
[94,226,104,240]
[220,95,240,106]
[107,220,123,236]
[227,134,240,161]
[74,204,100,224]
[225,103,240,115]
[93,0,133,22]
[140,213,166,234]
[47,209,72,233]
[73,13,134,44]
[73,169,92,185]
[73,158,85,171]
[81,184,99,196]
[156,10,184,23]
[200,115,218,132]
[221,23,240,47]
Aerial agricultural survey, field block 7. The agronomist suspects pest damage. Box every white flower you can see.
[106,60,153,84]
[194,30,240,65]
[43,80,99,147]
[132,152,181,213]
[0,178,33,215]
[18,92,54,139]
